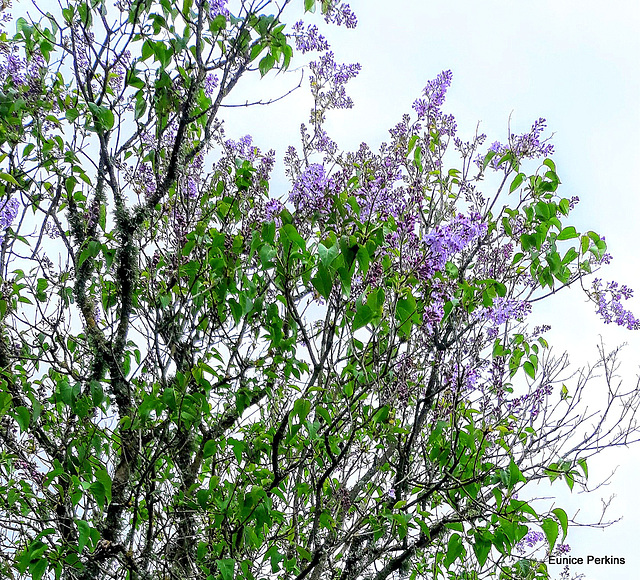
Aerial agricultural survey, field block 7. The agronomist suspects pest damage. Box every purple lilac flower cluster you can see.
[515,530,545,554]
[309,51,361,113]
[442,362,480,392]
[208,0,229,19]
[393,353,418,407]
[108,50,131,94]
[474,242,514,279]
[510,118,555,159]
[483,297,532,326]
[0,51,44,96]
[204,73,219,97]
[476,118,555,170]
[413,70,453,118]
[226,134,258,163]
[136,163,157,199]
[412,70,457,136]
[0,197,19,244]
[322,2,357,28]
[420,213,487,279]
[70,27,94,72]
[292,21,330,54]
[265,199,285,226]
[361,144,406,216]
[289,163,337,216]
[421,277,450,330]
[591,278,640,330]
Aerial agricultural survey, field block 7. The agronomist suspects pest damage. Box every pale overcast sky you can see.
[12,0,640,578]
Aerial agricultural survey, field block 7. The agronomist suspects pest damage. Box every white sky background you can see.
[10,0,640,578]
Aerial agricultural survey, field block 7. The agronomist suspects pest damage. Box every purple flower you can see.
[591,278,640,330]
[227,134,258,162]
[482,297,532,326]
[265,199,284,224]
[204,73,219,97]
[186,176,198,199]
[309,51,361,112]
[289,163,335,216]
[137,163,157,198]
[480,119,555,171]
[292,21,330,53]
[515,530,545,554]
[0,197,19,243]
[421,213,488,278]
[323,2,358,28]
[208,0,229,19]
[413,70,453,120]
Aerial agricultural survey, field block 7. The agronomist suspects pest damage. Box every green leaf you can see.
[541,518,558,551]
[552,508,568,542]
[509,172,525,193]
[14,406,30,433]
[0,172,19,186]
[259,53,276,76]
[372,405,389,424]
[65,108,80,122]
[523,361,536,380]
[508,458,525,488]
[557,226,578,240]
[482,150,497,170]
[318,242,338,268]
[228,438,245,463]
[77,520,90,553]
[216,558,235,580]
[353,301,373,331]
[395,292,417,338]
[94,469,112,504]
[311,264,333,300]
[30,558,48,580]
[203,439,217,458]
[473,535,491,567]
[293,398,311,422]
[444,533,464,568]
[87,102,115,131]
[577,458,588,479]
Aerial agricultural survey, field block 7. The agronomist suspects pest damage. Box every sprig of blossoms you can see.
[322,1,357,28]
[0,197,19,244]
[413,70,452,119]
[208,0,229,19]
[292,21,330,53]
[309,51,361,114]
[482,297,532,326]
[421,212,488,277]
[515,531,545,554]
[289,163,337,216]
[590,278,640,330]
[476,118,555,170]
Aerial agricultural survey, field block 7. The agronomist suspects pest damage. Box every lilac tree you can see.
[0,1,638,580]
